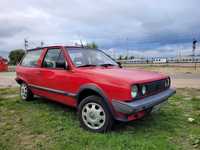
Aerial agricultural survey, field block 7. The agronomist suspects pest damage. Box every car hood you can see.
[77,67,168,84]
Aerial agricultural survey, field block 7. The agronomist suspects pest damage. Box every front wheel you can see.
[20,83,33,101]
[78,95,113,133]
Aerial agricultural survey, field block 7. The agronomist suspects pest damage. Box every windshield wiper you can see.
[99,64,116,67]
[77,64,97,68]
[78,64,115,68]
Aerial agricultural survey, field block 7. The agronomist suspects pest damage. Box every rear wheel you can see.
[78,95,113,133]
[20,83,33,101]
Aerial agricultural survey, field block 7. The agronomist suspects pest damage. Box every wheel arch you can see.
[76,84,115,117]
[15,77,27,85]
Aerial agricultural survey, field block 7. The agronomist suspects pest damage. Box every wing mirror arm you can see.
[117,61,122,68]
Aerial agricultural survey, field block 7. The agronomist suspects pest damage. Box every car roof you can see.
[26,45,83,52]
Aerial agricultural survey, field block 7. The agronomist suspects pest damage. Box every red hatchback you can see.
[16,46,176,132]
[0,56,8,72]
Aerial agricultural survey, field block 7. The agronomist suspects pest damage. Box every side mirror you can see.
[44,61,54,68]
[117,61,122,68]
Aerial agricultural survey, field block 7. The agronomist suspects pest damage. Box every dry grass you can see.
[123,64,200,75]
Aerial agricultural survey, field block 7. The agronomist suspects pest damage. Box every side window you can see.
[21,49,42,67]
[43,49,67,69]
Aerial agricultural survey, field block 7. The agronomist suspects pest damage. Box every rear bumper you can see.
[112,88,176,115]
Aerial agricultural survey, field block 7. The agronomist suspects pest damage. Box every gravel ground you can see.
[0,71,200,89]
[0,72,18,88]
[169,72,200,88]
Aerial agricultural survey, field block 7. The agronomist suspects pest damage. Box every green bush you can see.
[9,49,25,65]
[86,42,98,49]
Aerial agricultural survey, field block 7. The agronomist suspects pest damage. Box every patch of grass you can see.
[0,88,200,150]
[0,87,19,95]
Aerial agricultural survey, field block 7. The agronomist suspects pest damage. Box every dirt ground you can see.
[0,72,18,88]
[128,66,200,89]
[0,66,200,89]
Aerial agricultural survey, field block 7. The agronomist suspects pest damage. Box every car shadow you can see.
[33,96,77,115]
[112,112,178,134]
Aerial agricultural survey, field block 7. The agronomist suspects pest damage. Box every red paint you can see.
[128,111,145,121]
[16,46,169,121]
[0,56,8,72]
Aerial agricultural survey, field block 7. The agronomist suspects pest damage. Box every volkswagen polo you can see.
[16,46,176,132]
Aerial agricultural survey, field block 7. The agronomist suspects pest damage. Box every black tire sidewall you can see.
[78,95,113,133]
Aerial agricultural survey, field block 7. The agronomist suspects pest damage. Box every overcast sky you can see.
[0,0,200,57]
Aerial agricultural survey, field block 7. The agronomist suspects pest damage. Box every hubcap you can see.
[82,102,106,130]
[21,84,28,100]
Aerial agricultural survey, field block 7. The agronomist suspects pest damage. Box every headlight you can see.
[131,85,138,98]
[165,78,170,87]
[141,85,147,95]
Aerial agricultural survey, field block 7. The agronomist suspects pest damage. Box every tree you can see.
[130,56,135,60]
[118,55,123,60]
[124,56,128,60]
[9,49,25,65]
[86,42,98,49]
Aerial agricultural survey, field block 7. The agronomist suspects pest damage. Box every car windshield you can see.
[66,47,118,67]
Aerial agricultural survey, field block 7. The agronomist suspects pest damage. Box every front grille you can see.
[131,78,170,101]
[144,79,167,95]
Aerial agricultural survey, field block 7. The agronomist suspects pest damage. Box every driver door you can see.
[36,47,76,106]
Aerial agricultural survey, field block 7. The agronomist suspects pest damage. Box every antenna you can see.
[24,38,28,50]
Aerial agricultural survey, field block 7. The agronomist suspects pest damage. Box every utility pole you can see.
[24,38,28,50]
[126,37,129,59]
[80,39,84,48]
[41,41,44,47]
[113,49,116,59]
[193,39,197,70]
[193,39,197,56]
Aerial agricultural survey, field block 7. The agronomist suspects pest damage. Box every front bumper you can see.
[112,88,176,115]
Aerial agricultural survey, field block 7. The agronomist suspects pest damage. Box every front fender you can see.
[76,83,116,118]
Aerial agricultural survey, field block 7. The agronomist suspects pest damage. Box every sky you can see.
[0,0,200,58]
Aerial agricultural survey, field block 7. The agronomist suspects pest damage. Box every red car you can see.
[16,46,176,132]
[0,56,8,72]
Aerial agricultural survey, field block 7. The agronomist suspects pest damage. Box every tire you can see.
[20,83,33,101]
[78,95,113,133]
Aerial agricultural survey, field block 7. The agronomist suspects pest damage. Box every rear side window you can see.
[21,49,43,67]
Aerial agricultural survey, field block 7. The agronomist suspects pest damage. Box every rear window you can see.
[21,49,43,67]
